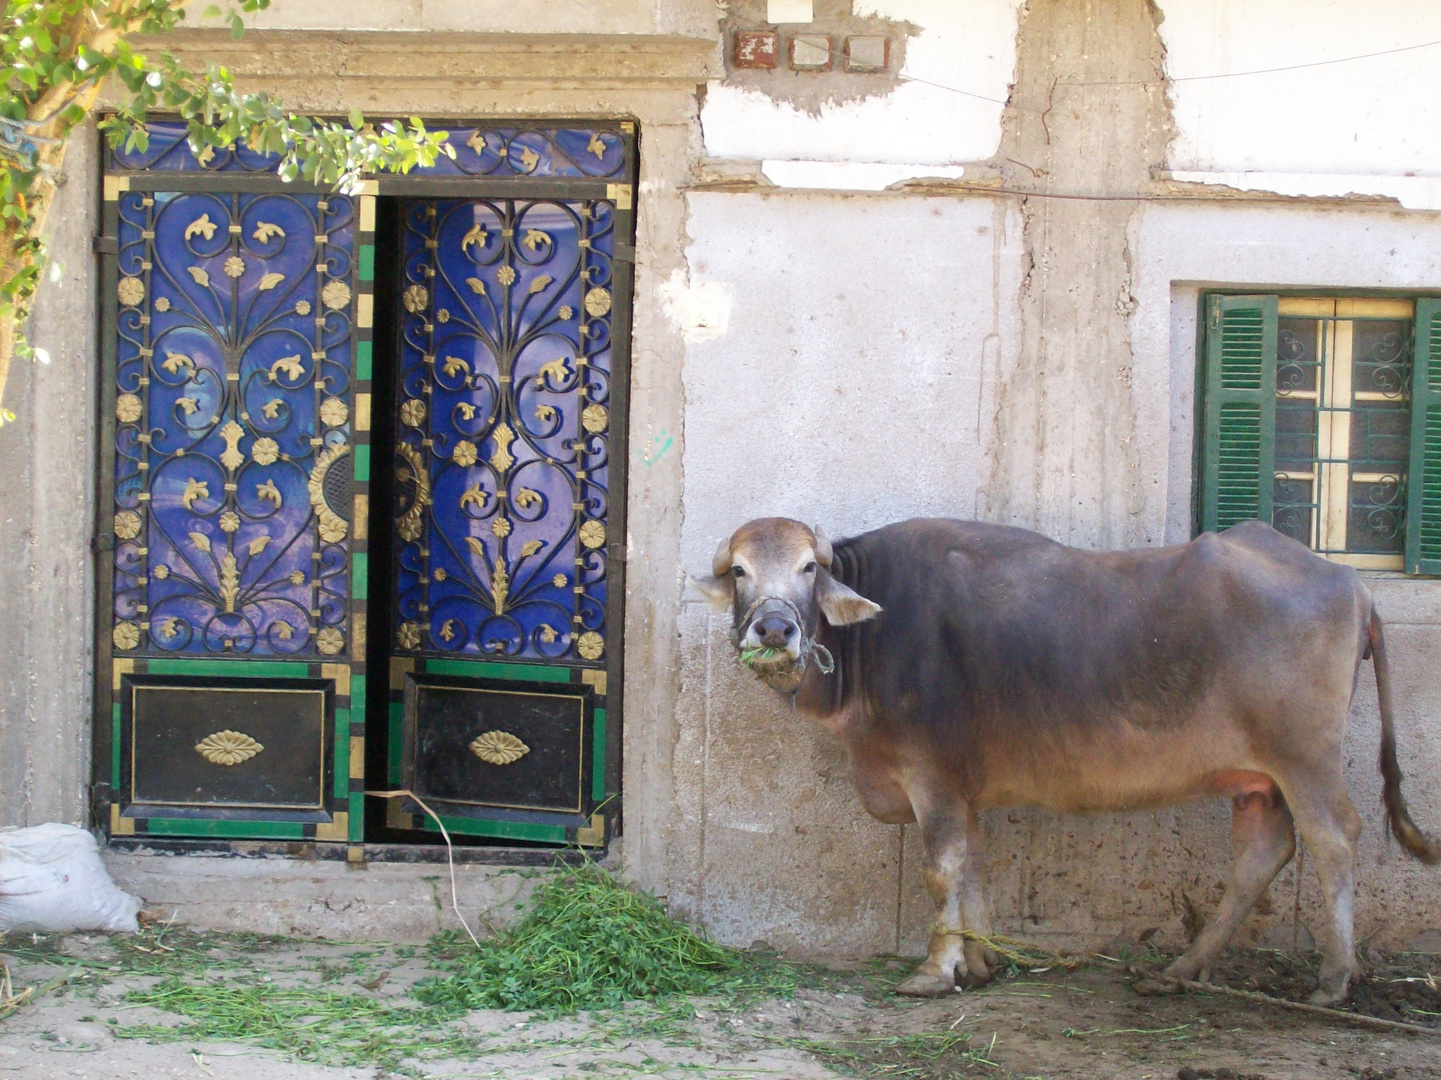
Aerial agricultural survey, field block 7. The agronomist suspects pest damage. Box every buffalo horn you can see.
[711,534,733,577]
[813,526,833,567]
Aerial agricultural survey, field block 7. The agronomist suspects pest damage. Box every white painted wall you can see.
[1158,1,1441,205]
[677,190,1024,574]
[700,0,1023,176]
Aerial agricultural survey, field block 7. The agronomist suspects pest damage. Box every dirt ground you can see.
[4,928,1441,1080]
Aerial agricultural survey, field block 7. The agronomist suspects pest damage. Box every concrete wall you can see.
[0,129,99,829]
[6,0,1441,952]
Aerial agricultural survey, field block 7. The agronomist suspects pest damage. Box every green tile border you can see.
[352,553,369,601]
[353,444,371,483]
[111,703,123,789]
[423,659,571,682]
[592,707,607,803]
[355,340,372,381]
[139,818,307,840]
[333,707,351,800]
[144,659,311,678]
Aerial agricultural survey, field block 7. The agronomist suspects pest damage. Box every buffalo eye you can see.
[732,566,746,578]
[803,562,816,574]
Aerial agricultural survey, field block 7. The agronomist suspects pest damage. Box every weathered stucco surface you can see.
[0,129,99,829]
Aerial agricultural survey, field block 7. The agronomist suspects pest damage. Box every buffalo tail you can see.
[1373,608,1441,864]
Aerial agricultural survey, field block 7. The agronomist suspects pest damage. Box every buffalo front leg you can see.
[896,802,992,997]
[1165,789,1295,985]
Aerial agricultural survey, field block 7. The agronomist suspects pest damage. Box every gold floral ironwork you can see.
[453,440,478,467]
[223,256,246,278]
[489,423,515,472]
[470,730,530,765]
[219,553,240,611]
[400,399,426,427]
[219,511,240,534]
[581,404,608,434]
[182,477,209,510]
[251,437,279,465]
[397,621,423,650]
[579,520,605,549]
[316,627,344,655]
[184,213,217,240]
[321,280,352,310]
[496,265,516,287]
[153,296,170,313]
[402,284,429,313]
[308,443,351,543]
[319,397,349,427]
[117,277,145,306]
[577,632,604,660]
[113,621,140,651]
[584,287,611,317]
[492,516,512,538]
[218,421,246,471]
[114,510,141,541]
[295,299,311,315]
[395,442,431,543]
[194,730,264,766]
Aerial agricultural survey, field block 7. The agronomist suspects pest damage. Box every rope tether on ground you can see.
[935,927,1441,1038]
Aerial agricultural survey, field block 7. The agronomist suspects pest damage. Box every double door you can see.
[96,122,634,850]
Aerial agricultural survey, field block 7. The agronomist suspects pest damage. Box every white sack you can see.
[0,823,140,933]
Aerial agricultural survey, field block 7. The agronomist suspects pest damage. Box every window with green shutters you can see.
[1199,294,1441,573]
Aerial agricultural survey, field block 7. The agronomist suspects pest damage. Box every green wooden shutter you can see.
[1201,294,1277,534]
[1405,298,1441,574]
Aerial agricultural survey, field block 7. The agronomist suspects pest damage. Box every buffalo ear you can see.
[689,574,734,612]
[816,573,882,626]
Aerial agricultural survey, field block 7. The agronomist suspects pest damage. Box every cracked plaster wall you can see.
[674,0,1441,958]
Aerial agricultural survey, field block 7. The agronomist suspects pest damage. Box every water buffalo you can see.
[691,516,1440,1004]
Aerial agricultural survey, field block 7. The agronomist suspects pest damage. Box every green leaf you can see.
[348,107,363,130]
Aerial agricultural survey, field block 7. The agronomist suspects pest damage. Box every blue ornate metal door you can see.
[97,126,374,844]
[380,127,635,847]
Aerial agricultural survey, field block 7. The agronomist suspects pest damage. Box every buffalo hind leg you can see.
[897,802,992,997]
[1165,789,1295,985]
[1279,771,1363,1005]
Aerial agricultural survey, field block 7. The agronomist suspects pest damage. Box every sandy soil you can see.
[3,929,1440,1079]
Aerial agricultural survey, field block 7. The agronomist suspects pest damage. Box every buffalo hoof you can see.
[957,969,991,990]
[1308,970,1355,1007]
[896,970,956,997]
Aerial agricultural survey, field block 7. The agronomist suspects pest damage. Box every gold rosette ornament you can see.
[194,730,264,766]
[117,277,144,306]
[321,280,352,311]
[470,730,530,765]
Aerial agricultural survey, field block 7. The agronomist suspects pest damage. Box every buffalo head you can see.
[691,517,882,691]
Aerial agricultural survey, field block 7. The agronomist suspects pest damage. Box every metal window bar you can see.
[1272,299,1414,570]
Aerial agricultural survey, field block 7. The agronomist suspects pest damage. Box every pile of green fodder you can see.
[418,864,789,1013]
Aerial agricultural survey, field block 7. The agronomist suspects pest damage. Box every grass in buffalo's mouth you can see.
[417,863,796,1014]
[738,644,790,669]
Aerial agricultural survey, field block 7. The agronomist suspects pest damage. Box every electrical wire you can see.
[730,21,1441,106]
